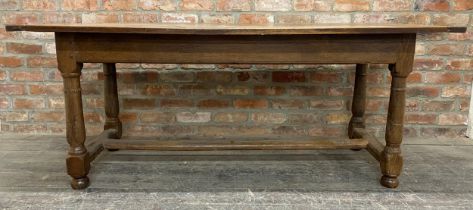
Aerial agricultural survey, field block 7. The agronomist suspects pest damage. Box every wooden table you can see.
[5,24,466,190]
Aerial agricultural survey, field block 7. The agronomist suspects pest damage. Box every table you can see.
[5,24,466,190]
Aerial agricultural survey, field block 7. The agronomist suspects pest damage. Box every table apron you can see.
[55,33,413,64]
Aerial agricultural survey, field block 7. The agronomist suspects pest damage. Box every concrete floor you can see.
[1,135,473,209]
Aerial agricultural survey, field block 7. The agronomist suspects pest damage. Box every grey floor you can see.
[1,135,473,209]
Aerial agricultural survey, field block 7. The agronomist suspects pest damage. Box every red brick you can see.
[237,72,270,82]
[272,71,305,82]
[334,0,370,11]
[0,98,9,109]
[308,127,343,137]
[2,111,28,122]
[27,56,57,68]
[118,71,159,83]
[276,14,312,25]
[176,112,211,123]
[407,86,440,97]
[441,86,469,97]
[31,112,64,122]
[293,0,331,11]
[0,0,19,10]
[234,99,268,109]
[367,87,390,97]
[43,13,81,24]
[255,0,291,11]
[196,72,232,83]
[62,0,98,10]
[123,98,156,109]
[414,58,444,71]
[160,99,193,108]
[251,112,286,124]
[448,32,473,41]
[180,0,213,10]
[10,71,44,81]
[0,56,23,68]
[82,13,119,23]
[447,59,473,70]
[239,14,274,25]
[327,87,351,96]
[405,113,436,124]
[213,112,248,123]
[162,13,198,23]
[254,86,285,96]
[407,72,422,83]
[139,0,176,10]
[290,86,324,96]
[271,99,305,109]
[420,127,466,138]
[424,72,461,84]
[48,98,64,109]
[422,100,454,111]
[179,84,213,96]
[142,84,176,96]
[201,14,234,24]
[123,13,159,23]
[325,112,351,124]
[406,99,420,112]
[29,84,63,95]
[140,111,175,123]
[313,14,351,24]
[453,0,473,10]
[460,99,469,112]
[103,0,136,10]
[366,99,385,112]
[6,42,42,54]
[374,0,412,11]
[14,98,45,109]
[439,113,467,125]
[310,72,341,83]
[22,0,56,10]
[310,100,344,110]
[3,13,38,24]
[13,124,47,133]
[216,0,251,11]
[197,99,230,108]
[432,14,470,26]
[0,84,25,95]
[428,44,465,55]
[216,85,249,95]
[415,0,450,11]
[0,70,6,80]
[287,113,321,124]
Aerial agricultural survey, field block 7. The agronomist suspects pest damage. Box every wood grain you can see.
[102,138,369,151]
[5,23,467,35]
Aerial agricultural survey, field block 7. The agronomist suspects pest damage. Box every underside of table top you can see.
[5,23,467,35]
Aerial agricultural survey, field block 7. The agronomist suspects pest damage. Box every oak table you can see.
[5,24,466,190]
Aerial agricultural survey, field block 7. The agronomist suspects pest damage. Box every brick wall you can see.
[0,0,472,138]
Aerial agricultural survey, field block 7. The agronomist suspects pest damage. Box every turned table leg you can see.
[103,63,122,139]
[348,64,368,140]
[60,63,90,190]
[380,63,411,188]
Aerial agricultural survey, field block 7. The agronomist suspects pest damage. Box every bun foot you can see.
[380,175,399,188]
[71,177,90,190]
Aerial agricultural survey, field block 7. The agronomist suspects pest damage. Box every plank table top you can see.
[5,23,467,35]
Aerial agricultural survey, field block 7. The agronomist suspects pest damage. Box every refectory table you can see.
[5,24,466,190]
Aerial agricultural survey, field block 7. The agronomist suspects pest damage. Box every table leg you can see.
[348,64,368,140]
[103,63,122,139]
[60,63,90,190]
[380,64,409,188]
